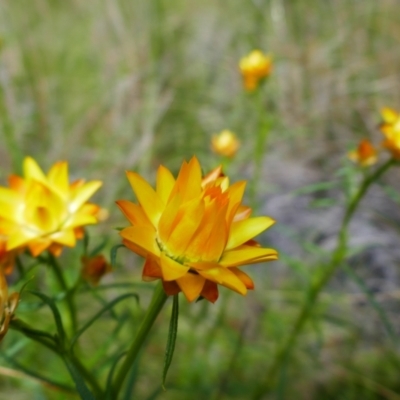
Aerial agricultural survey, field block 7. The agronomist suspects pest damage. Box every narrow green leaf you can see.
[343,264,397,344]
[110,244,126,267]
[83,230,90,255]
[162,294,179,388]
[70,293,139,351]
[27,290,66,344]
[89,237,109,257]
[105,351,128,400]
[291,180,337,196]
[0,353,75,393]
[63,357,97,400]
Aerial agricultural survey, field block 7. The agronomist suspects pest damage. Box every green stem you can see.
[251,158,395,400]
[250,88,270,208]
[48,253,78,335]
[112,282,168,398]
[11,319,103,398]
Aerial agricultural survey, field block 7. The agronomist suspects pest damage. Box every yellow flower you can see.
[0,157,102,258]
[0,271,19,342]
[380,107,400,159]
[211,130,240,158]
[81,255,112,286]
[239,50,272,91]
[117,157,278,303]
[348,139,378,167]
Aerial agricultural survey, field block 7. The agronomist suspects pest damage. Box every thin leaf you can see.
[162,294,179,388]
[110,244,126,267]
[27,290,66,344]
[70,293,139,351]
[63,357,97,400]
[83,230,90,255]
[105,351,128,400]
[89,237,109,257]
[343,264,397,344]
[291,181,337,196]
[1,353,75,393]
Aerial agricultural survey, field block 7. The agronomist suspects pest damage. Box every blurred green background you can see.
[1,0,400,399]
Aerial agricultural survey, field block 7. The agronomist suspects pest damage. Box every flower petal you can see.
[200,280,219,303]
[116,200,152,227]
[230,267,254,289]
[381,107,399,124]
[120,225,160,257]
[194,263,247,295]
[160,253,189,281]
[166,198,205,256]
[70,181,102,213]
[126,171,164,227]
[47,161,69,197]
[162,280,181,296]
[220,245,278,267]
[176,273,206,302]
[226,216,275,250]
[142,257,162,281]
[23,157,46,182]
[156,165,175,204]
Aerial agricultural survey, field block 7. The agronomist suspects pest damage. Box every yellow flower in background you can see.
[239,50,272,91]
[0,157,102,259]
[118,157,278,303]
[0,271,19,342]
[348,139,378,167]
[211,130,240,158]
[380,107,400,159]
[81,255,112,286]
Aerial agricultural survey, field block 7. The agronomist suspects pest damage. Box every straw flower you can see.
[211,130,240,158]
[380,107,400,159]
[81,255,112,286]
[118,157,278,303]
[239,50,272,91]
[0,272,19,342]
[348,139,378,167]
[0,157,102,259]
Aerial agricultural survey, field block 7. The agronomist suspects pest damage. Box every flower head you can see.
[348,139,378,167]
[239,50,272,91]
[0,272,19,342]
[0,157,102,259]
[117,157,278,303]
[380,107,400,159]
[81,255,112,286]
[211,130,240,158]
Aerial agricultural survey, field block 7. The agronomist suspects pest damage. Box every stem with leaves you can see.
[47,253,78,335]
[112,282,168,398]
[252,158,395,399]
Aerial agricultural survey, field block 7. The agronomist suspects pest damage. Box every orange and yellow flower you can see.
[0,271,19,342]
[0,157,102,260]
[380,107,400,159]
[239,50,272,91]
[348,139,378,167]
[211,130,240,158]
[81,254,112,286]
[117,157,278,303]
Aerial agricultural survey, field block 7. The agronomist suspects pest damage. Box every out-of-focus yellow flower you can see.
[380,107,400,159]
[348,139,378,167]
[0,272,19,342]
[239,50,272,91]
[81,255,112,286]
[211,130,240,158]
[0,157,102,258]
[117,157,278,303]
